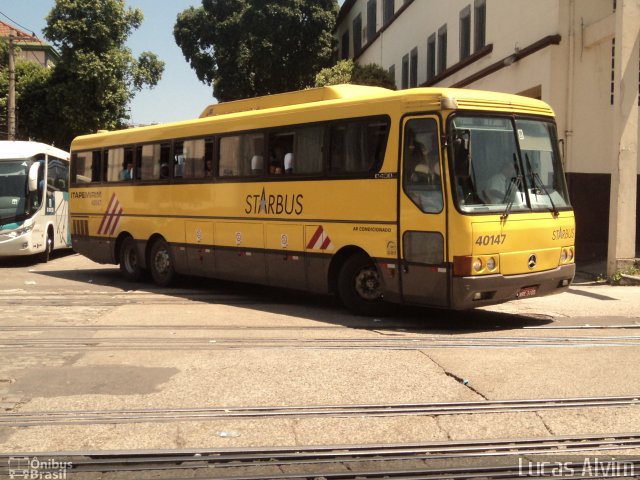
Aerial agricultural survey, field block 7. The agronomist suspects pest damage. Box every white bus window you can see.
[219,133,264,177]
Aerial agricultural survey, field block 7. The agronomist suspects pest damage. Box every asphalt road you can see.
[0,252,639,478]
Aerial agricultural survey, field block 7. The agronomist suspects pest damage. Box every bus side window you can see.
[159,143,171,179]
[204,140,214,177]
[403,118,443,213]
[219,134,263,177]
[134,146,142,180]
[137,143,171,181]
[329,118,389,175]
[268,133,293,175]
[288,125,324,175]
[91,151,101,182]
[72,151,100,184]
[180,139,207,179]
[174,141,184,178]
[104,147,133,182]
[47,156,69,191]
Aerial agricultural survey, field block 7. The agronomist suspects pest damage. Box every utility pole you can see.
[7,30,16,141]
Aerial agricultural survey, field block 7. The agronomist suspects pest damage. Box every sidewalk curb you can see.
[619,274,640,286]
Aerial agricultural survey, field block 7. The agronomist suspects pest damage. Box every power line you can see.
[0,9,41,41]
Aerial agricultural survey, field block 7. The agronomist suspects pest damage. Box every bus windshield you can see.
[0,159,39,224]
[449,115,571,214]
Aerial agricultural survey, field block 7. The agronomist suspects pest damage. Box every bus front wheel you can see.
[149,238,175,287]
[337,253,386,316]
[38,230,53,263]
[119,236,144,282]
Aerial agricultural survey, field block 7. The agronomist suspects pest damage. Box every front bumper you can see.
[0,232,43,257]
[451,263,576,309]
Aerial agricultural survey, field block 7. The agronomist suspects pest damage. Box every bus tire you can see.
[149,238,175,287]
[337,253,386,316]
[39,230,53,263]
[119,236,144,282]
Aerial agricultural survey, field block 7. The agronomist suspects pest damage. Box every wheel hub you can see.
[354,267,381,301]
[155,250,170,273]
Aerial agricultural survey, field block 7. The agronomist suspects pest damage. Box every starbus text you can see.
[245,189,304,215]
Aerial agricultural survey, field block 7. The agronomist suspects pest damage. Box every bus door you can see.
[399,116,448,306]
[46,156,71,247]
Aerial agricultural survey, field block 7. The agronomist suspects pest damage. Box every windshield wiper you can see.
[524,153,559,217]
[501,154,523,221]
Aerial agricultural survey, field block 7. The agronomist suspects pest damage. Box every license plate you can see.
[516,286,538,298]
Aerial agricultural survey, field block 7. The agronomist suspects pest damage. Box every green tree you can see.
[315,59,396,90]
[35,0,165,148]
[174,0,338,102]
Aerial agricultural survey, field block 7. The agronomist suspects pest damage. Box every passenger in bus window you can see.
[160,163,170,179]
[284,152,294,174]
[205,159,213,176]
[269,159,283,175]
[120,161,133,180]
[251,155,263,174]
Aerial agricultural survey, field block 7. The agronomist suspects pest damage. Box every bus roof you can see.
[198,84,392,117]
[0,141,70,160]
[71,86,556,150]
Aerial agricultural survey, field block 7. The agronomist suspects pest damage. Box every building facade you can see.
[336,0,639,270]
[0,21,59,68]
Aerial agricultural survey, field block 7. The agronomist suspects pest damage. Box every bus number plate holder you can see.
[516,286,538,298]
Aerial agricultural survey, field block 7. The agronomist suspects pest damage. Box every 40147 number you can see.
[475,234,506,246]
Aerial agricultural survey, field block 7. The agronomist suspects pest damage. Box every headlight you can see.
[8,224,34,238]
[473,258,483,272]
[486,257,497,271]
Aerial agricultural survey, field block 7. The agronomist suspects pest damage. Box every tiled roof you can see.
[0,20,39,41]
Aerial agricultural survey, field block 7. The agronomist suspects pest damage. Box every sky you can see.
[0,0,214,125]
[2,0,345,126]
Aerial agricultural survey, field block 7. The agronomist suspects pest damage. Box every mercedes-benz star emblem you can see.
[528,254,537,269]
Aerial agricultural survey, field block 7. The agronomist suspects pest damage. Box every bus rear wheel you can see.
[119,236,144,282]
[337,253,386,316]
[149,238,175,287]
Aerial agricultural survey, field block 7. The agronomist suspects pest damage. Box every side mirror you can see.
[28,163,40,192]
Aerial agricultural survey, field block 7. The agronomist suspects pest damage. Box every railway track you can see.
[1,321,640,331]
[1,334,640,351]
[2,435,639,479]
[1,396,639,427]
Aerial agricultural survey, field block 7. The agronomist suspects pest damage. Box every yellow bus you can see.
[69,85,575,315]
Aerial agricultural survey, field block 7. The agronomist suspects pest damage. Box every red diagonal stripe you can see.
[98,193,117,235]
[320,235,332,250]
[306,226,324,250]
[108,207,124,236]
[101,198,120,236]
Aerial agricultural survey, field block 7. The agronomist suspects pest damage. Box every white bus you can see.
[0,141,71,262]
